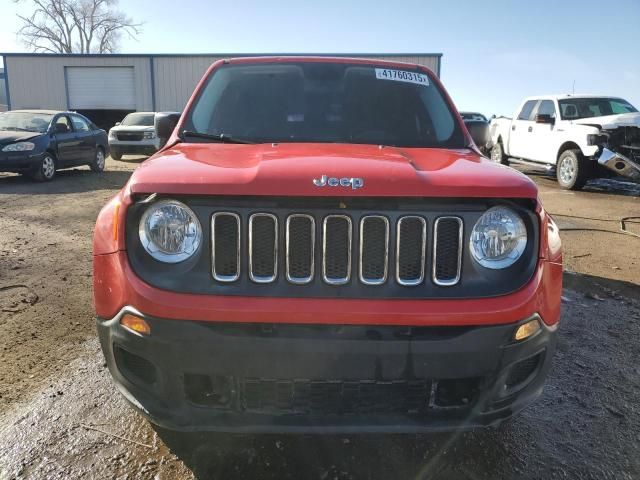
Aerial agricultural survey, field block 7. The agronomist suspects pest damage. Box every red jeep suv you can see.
[93,57,562,432]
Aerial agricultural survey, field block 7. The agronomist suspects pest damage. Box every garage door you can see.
[66,67,136,109]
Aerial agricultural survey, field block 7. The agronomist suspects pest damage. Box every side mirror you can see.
[535,114,554,124]
[115,122,121,126]
[468,123,488,148]
[155,112,181,140]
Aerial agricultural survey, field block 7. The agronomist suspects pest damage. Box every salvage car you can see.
[489,95,640,189]
[0,110,108,181]
[93,57,562,432]
[109,112,178,160]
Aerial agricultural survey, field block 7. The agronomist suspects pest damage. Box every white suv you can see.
[108,112,178,159]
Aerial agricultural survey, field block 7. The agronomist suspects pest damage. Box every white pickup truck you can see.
[488,95,640,189]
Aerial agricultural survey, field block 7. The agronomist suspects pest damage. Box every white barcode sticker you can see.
[375,68,429,86]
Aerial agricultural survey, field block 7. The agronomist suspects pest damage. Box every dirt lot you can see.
[0,159,639,479]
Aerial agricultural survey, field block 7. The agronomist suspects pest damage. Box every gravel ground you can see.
[0,159,639,479]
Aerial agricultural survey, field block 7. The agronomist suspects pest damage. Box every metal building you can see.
[0,53,442,127]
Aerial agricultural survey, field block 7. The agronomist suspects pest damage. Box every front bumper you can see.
[597,148,640,181]
[0,150,45,172]
[97,308,557,433]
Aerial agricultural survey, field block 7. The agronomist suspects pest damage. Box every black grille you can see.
[212,213,240,281]
[241,378,431,414]
[505,353,541,389]
[396,217,426,285]
[116,132,144,141]
[114,346,157,385]
[433,217,462,285]
[286,215,315,283]
[360,216,388,284]
[249,214,277,282]
[323,216,352,284]
[207,212,465,288]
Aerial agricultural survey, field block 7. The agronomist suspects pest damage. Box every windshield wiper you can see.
[181,130,255,144]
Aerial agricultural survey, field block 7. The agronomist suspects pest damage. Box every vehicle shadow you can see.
[112,155,150,164]
[154,426,512,480]
[0,168,133,195]
[513,166,640,197]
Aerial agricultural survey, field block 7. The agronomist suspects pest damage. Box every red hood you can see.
[127,143,537,198]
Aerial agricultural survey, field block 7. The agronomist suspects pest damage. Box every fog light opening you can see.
[514,316,541,341]
[120,313,151,336]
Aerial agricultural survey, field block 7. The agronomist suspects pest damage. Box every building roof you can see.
[1,52,442,58]
[7,109,64,114]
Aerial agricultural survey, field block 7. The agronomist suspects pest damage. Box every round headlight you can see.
[139,200,201,263]
[470,206,527,269]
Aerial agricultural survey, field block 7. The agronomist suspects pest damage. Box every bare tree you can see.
[15,0,142,54]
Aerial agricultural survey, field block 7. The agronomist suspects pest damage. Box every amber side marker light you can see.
[514,316,541,341]
[120,313,151,336]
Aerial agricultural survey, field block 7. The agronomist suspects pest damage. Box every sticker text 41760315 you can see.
[375,68,429,86]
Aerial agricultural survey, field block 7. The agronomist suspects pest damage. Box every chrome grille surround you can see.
[286,214,316,284]
[359,215,389,285]
[395,216,427,286]
[248,213,278,283]
[432,216,464,286]
[322,215,353,285]
[211,212,241,282]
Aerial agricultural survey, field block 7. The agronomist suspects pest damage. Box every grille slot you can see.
[249,213,278,283]
[396,216,427,285]
[211,212,241,282]
[323,215,353,285]
[359,216,389,285]
[116,131,144,141]
[286,214,315,284]
[433,217,463,286]
[240,378,432,414]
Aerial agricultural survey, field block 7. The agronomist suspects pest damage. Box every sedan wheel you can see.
[33,154,56,182]
[91,148,106,172]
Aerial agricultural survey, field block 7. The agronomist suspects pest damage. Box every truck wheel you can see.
[490,142,508,165]
[111,149,122,160]
[90,147,106,172]
[556,149,590,190]
[32,153,57,182]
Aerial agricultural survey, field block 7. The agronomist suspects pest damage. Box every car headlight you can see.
[139,200,202,263]
[3,142,35,152]
[143,131,156,139]
[108,130,116,139]
[470,206,527,269]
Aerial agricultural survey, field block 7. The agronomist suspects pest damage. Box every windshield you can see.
[121,113,155,126]
[558,97,638,120]
[0,112,53,133]
[185,62,465,148]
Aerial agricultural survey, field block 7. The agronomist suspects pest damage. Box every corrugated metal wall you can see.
[4,54,440,113]
[5,55,153,111]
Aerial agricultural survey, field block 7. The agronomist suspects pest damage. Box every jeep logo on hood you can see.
[313,175,364,190]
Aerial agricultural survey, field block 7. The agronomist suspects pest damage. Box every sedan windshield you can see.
[185,62,465,148]
[0,112,53,133]
[121,113,155,126]
[558,97,638,120]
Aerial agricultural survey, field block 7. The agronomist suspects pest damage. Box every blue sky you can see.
[1,0,639,116]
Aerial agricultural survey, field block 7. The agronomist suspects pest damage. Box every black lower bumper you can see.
[97,310,557,433]
[110,145,157,155]
[0,151,44,172]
